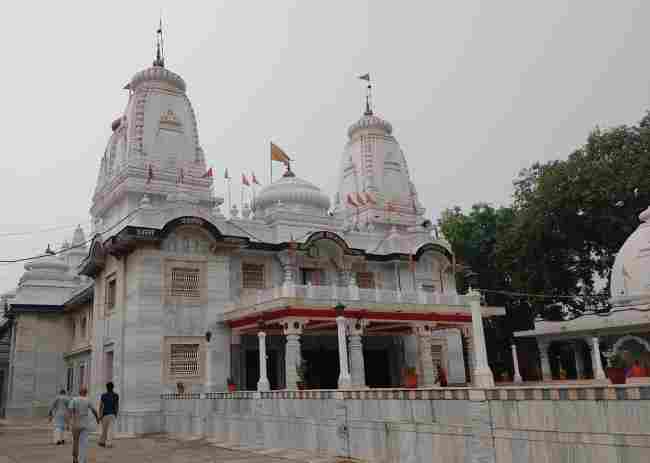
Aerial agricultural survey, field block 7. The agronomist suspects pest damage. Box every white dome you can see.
[20,251,75,284]
[127,65,187,92]
[254,168,330,216]
[610,206,650,304]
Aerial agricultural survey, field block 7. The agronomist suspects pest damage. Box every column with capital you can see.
[591,336,607,380]
[336,310,352,389]
[283,319,304,389]
[511,343,523,383]
[537,340,552,381]
[414,324,436,387]
[348,320,367,388]
[468,289,494,388]
[572,339,586,379]
[256,331,270,392]
[277,251,297,297]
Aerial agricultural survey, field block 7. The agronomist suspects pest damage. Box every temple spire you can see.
[359,73,373,115]
[153,18,165,67]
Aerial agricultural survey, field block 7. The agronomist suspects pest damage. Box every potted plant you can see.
[607,353,627,384]
[404,367,417,388]
[227,377,237,392]
[296,360,308,390]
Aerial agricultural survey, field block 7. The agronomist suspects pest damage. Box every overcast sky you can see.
[1,1,649,292]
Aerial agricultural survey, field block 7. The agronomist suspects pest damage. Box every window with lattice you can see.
[356,272,375,289]
[106,278,116,311]
[171,267,201,297]
[242,263,265,289]
[169,344,200,378]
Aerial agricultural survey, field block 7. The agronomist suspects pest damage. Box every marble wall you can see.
[160,386,650,463]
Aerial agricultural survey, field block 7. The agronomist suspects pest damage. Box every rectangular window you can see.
[106,279,116,311]
[169,344,200,378]
[242,263,265,289]
[170,268,201,298]
[357,272,375,289]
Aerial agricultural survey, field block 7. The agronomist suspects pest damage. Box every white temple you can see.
[0,42,502,430]
[514,206,650,382]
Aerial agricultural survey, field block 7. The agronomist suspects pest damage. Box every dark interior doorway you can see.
[364,349,392,387]
[245,349,281,390]
[302,348,339,389]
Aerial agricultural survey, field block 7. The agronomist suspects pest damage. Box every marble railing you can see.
[238,283,467,308]
[159,384,650,463]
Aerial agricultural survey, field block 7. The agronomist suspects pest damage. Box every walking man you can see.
[69,387,100,463]
[98,382,119,448]
[48,389,69,445]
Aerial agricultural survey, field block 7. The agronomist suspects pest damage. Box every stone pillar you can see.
[336,316,352,388]
[573,340,585,379]
[415,324,436,387]
[468,289,494,388]
[591,336,607,380]
[257,331,270,392]
[511,343,523,383]
[462,326,475,385]
[348,320,367,388]
[348,271,359,300]
[537,340,552,381]
[283,319,303,390]
[205,335,213,392]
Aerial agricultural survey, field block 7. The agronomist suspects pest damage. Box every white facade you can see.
[0,51,502,428]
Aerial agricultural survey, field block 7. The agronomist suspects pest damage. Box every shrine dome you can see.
[347,113,393,139]
[19,250,75,285]
[254,167,330,216]
[610,206,650,304]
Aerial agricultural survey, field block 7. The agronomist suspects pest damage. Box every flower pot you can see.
[405,374,417,388]
[607,367,626,385]
[227,383,237,392]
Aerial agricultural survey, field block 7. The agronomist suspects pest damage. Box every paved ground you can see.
[0,419,337,463]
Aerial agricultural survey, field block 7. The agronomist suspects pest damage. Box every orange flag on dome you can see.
[202,167,213,178]
[271,142,291,166]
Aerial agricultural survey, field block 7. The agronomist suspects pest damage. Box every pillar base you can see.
[472,368,495,388]
[513,374,523,383]
[257,379,270,392]
[338,375,352,389]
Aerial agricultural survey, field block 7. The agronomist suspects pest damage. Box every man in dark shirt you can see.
[98,382,119,448]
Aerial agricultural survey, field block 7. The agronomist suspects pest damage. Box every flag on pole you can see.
[202,167,213,178]
[146,164,154,184]
[347,193,358,208]
[242,173,250,187]
[359,73,370,82]
[252,172,261,185]
[271,142,291,166]
[224,168,230,180]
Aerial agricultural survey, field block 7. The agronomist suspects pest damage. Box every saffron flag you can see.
[347,193,358,208]
[271,142,291,165]
[242,173,250,187]
[252,172,261,185]
[146,164,154,184]
[224,168,230,180]
[359,73,370,82]
[202,167,213,178]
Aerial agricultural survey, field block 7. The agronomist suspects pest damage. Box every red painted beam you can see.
[227,307,471,328]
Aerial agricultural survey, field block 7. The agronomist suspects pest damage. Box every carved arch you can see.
[160,216,222,242]
[613,335,650,354]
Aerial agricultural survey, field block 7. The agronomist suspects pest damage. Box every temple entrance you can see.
[302,347,339,389]
[245,349,282,390]
[364,349,392,387]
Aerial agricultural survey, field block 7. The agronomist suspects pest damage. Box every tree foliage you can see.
[439,112,650,322]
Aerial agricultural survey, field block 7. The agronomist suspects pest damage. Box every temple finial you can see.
[153,18,165,67]
[359,73,373,115]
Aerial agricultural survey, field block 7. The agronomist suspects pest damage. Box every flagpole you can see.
[227,177,232,214]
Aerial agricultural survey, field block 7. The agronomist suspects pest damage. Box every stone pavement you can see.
[0,418,342,463]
